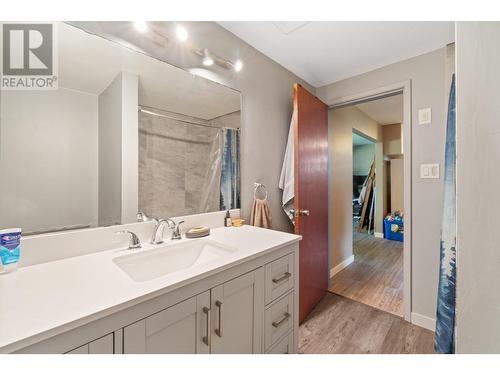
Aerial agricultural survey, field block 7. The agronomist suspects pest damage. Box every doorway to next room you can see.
[329,94,405,318]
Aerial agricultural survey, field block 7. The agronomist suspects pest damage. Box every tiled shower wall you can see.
[139,107,240,218]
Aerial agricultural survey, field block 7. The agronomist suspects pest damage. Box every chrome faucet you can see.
[151,218,175,245]
[151,218,185,244]
[115,230,142,250]
[170,219,185,240]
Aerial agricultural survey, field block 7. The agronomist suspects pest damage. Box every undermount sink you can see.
[113,239,238,282]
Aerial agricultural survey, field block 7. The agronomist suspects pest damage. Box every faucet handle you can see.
[137,211,151,222]
[165,218,176,229]
[115,230,142,250]
[171,220,185,240]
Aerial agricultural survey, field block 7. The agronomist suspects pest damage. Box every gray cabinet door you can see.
[66,344,89,354]
[210,268,264,354]
[66,333,114,354]
[89,333,114,354]
[123,291,210,354]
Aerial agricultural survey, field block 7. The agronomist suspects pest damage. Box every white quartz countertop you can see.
[0,225,301,353]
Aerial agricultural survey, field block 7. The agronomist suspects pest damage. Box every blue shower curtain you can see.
[220,128,241,210]
[435,74,456,354]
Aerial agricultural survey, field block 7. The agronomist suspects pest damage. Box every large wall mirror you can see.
[0,22,241,234]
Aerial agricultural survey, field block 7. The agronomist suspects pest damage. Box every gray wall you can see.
[73,21,314,232]
[353,144,375,175]
[390,158,404,213]
[0,88,98,234]
[456,22,500,353]
[139,109,225,217]
[98,72,139,226]
[98,74,123,226]
[383,123,403,156]
[121,72,139,224]
[318,48,448,323]
[328,106,381,270]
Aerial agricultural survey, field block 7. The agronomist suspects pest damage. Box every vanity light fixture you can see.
[176,25,188,41]
[202,48,214,66]
[133,21,148,33]
[130,22,242,72]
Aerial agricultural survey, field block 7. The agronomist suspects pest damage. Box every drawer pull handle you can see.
[272,312,291,328]
[272,272,292,284]
[202,307,211,346]
[215,300,223,337]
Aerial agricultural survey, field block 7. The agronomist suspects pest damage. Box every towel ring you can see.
[254,182,268,200]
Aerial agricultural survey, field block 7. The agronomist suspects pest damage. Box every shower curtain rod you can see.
[138,107,239,131]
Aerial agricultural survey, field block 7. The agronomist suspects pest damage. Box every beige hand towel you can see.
[250,198,272,229]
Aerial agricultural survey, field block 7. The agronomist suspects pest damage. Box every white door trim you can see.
[328,80,412,323]
[411,312,436,332]
[329,255,355,279]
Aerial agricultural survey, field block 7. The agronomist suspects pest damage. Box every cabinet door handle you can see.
[215,300,223,337]
[202,307,211,346]
[272,272,292,284]
[272,312,291,328]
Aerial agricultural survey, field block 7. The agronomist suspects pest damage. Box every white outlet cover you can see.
[418,108,432,125]
[420,163,439,179]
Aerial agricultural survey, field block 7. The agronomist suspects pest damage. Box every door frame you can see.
[328,80,412,322]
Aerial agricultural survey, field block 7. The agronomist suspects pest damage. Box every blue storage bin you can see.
[384,218,404,242]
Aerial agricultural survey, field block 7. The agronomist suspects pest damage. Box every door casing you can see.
[328,80,412,322]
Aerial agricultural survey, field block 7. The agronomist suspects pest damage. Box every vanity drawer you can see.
[266,331,294,354]
[264,291,294,351]
[265,253,294,304]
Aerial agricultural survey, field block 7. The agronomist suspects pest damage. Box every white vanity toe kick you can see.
[0,226,301,353]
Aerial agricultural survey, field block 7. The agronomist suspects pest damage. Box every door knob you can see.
[288,208,310,217]
[299,209,310,216]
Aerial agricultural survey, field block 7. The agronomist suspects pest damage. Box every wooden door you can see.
[123,291,210,354]
[210,269,264,354]
[293,84,329,323]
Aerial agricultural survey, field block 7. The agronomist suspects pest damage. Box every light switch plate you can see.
[420,163,439,179]
[418,108,432,125]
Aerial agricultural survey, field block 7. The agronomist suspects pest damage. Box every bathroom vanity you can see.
[0,224,300,354]
[0,22,301,354]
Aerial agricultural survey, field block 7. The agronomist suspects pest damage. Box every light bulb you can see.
[202,49,214,66]
[202,56,214,66]
[176,25,188,41]
[133,21,148,33]
[234,59,243,72]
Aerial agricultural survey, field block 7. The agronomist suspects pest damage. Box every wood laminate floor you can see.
[330,229,404,317]
[299,293,435,354]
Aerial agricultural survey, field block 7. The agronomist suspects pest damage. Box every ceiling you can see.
[59,23,240,120]
[355,94,403,125]
[218,22,454,87]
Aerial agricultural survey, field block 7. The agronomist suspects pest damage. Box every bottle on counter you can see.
[224,210,232,227]
[0,228,21,274]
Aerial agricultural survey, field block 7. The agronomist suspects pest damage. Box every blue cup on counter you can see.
[0,228,21,273]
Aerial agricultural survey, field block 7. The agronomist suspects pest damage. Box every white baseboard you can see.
[411,312,436,332]
[374,232,384,238]
[329,255,355,278]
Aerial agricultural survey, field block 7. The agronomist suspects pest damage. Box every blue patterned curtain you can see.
[220,128,240,210]
[435,74,456,354]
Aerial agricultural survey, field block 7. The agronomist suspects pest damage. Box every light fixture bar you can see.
[130,22,242,72]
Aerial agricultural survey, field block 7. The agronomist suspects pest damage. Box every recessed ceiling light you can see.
[202,49,214,66]
[233,59,243,72]
[133,21,148,33]
[176,25,188,41]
